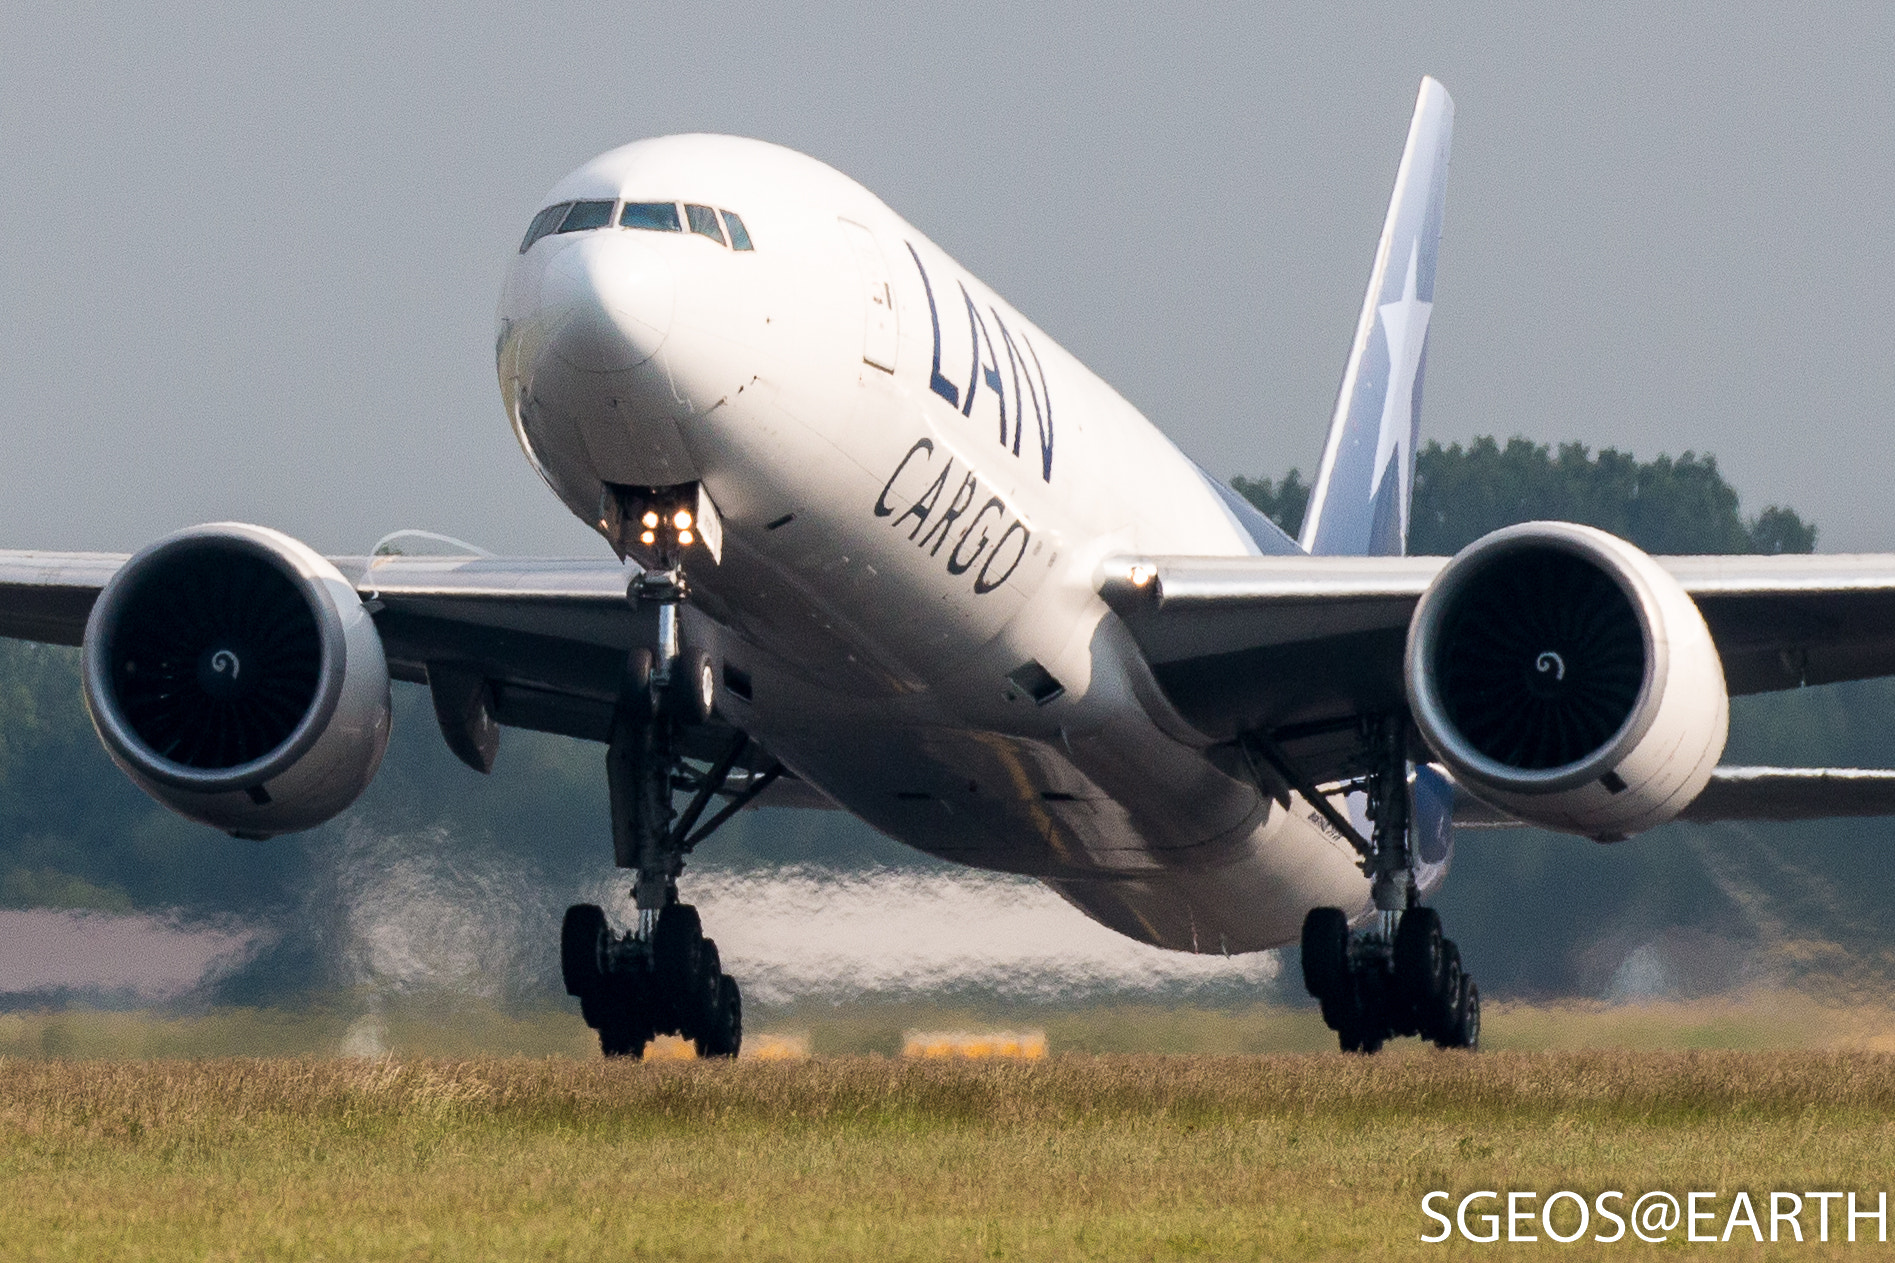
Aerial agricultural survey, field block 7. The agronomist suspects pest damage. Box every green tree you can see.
[1229,470,1309,537]
[1235,437,1818,556]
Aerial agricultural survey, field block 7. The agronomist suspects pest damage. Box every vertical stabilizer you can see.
[1299,78,1454,556]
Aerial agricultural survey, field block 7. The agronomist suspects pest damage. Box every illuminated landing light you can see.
[678,529,694,546]
[1128,563,1157,588]
[674,509,694,530]
[640,530,656,545]
[902,1030,1048,1060]
[641,510,660,529]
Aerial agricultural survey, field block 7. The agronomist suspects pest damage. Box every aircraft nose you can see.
[541,232,675,373]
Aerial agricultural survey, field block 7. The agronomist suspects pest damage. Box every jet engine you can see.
[81,524,391,838]
[1404,522,1727,840]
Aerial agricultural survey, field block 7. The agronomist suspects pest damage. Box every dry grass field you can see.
[5,1045,1895,1260]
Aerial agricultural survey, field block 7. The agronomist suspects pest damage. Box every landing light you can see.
[641,511,660,529]
[1128,563,1157,588]
[640,530,656,545]
[674,509,693,530]
[679,529,695,546]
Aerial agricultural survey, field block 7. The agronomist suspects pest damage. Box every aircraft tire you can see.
[689,933,723,1031]
[1334,963,1391,1053]
[1429,941,1464,1042]
[561,903,609,997]
[1393,907,1446,1018]
[699,975,742,1059]
[624,648,655,716]
[1450,976,1481,1050]
[1340,1021,1385,1055]
[671,649,716,725]
[653,903,705,1025]
[599,1013,654,1059]
[1300,907,1349,1001]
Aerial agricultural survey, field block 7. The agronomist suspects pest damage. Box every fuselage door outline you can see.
[839,218,899,373]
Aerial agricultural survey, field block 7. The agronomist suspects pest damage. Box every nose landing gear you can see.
[562,484,769,1059]
[565,662,760,1059]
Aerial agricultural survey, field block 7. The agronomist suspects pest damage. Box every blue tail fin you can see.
[1299,77,1454,557]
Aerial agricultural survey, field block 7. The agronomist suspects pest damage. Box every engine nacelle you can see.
[1404,522,1727,840]
[82,524,391,838]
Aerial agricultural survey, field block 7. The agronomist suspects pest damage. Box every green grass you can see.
[5,1051,1895,1260]
[9,996,1895,1259]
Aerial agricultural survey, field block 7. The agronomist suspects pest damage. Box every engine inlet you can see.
[1433,547,1646,771]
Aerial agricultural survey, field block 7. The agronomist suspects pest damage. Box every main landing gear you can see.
[1262,715,1480,1052]
[563,898,742,1059]
[1300,905,1479,1053]
[562,486,776,1060]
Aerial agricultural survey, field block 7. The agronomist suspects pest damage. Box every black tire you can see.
[699,975,742,1059]
[623,647,655,715]
[1453,976,1481,1051]
[1393,907,1445,1015]
[671,649,716,725]
[599,1017,653,1059]
[1340,1023,1385,1055]
[1300,907,1349,1002]
[652,902,705,1016]
[697,938,724,1024]
[1335,960,1391,1053]
[1427,941,1464,1044]
[579,992,608,1029]
[561,904,609,998]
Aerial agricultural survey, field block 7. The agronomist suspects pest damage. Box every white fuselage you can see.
[496,135,1379,953]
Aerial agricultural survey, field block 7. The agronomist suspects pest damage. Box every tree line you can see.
[1232,437,1817,556]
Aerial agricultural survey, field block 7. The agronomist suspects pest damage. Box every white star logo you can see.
[1368,240,1433,532]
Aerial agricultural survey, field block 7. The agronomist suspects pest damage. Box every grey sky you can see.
[5,2,1892,554]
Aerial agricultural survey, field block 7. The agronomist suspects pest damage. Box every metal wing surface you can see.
[0,552,128,645]
[1446,766,1895,827]
[1100,552,1895,789]
[0,548,834,806]
[340,552,648,743]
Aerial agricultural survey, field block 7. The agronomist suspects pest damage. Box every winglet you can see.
[1299,77,1454,557]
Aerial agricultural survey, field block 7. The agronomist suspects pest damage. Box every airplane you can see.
[8,76,1895,1056]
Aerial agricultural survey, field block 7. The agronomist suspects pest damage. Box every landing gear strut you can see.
[1276,715,1480,1052]
[562,487,761,1059]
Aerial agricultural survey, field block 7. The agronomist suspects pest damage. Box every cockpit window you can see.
[557,200,616,234]
[621,202,681,232]
[686,204,726,245]
[519,202,571,253]
[720,210,754,251]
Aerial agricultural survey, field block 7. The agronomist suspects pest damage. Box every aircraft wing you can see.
[1100,551,1895,789]
[1,549,646,734]
[0,548,834,805]
[1445,766,1895,827]
[0,552,127,645]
